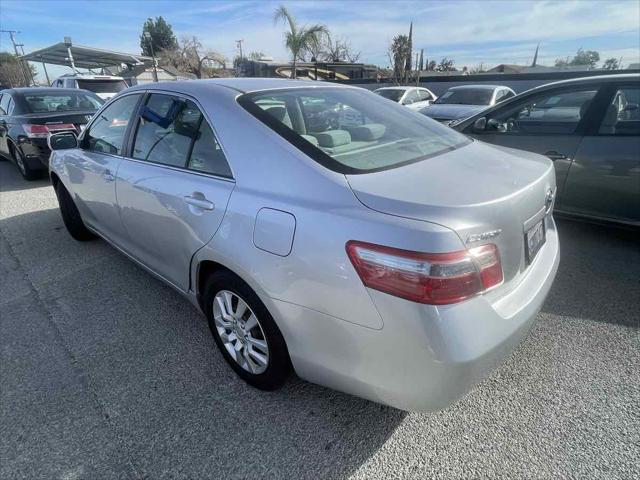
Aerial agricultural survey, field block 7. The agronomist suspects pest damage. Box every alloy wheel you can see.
[213,290,270,374]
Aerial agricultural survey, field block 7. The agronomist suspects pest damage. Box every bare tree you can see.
[160,36,227,78]
[323,35,361,63]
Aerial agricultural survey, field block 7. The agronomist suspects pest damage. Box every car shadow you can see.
[542,217,639,328]
[0,161,50,192]
[0,207,406,480]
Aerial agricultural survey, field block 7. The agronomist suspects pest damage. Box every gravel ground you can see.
[1,161,638,480]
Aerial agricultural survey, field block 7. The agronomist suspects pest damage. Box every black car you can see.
[0,88,104,180]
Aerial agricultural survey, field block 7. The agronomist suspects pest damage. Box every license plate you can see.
[525,219,546,264]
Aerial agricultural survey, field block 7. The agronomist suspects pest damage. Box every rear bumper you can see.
[272,218,560,411]
[19,140,50,170]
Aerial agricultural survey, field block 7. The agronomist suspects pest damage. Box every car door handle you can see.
[545,151,569,161]
[183,195,215,211]
[102,170,115,182]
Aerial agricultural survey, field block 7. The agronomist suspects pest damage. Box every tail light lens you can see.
[22,124,76,138]
[346,241,503,305]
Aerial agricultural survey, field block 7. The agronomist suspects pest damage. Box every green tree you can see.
[273,5,327,79]
[602,57,620,70]
[389,34,411,82]
[140,16,178,56]
[570,48,600,69]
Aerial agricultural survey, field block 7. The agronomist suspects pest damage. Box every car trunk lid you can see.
[346,140,556,289]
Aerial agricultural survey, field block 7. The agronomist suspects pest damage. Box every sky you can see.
[1,0,639,82]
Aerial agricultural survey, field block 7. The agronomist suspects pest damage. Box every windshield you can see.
[434,88,494,106]
[23,92,104,113]
[238,87,470,174]
[77,79,128,94]
[374,89,404,102]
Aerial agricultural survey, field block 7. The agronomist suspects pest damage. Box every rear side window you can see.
[84,94,140,155]
[238,87,469,174]
[599,86,640,136]
[77,79,127,94]
[0,94,9,115]
[132,93,232,177]
[487,88,597,134]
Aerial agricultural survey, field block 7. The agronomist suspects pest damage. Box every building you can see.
[237,58,377,80]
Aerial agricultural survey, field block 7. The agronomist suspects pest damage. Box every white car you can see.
[51,74,129,101]
[374,86,437,110]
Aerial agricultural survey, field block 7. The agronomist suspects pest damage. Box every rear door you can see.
[561,83,640,223]
[468,85,601,208]
[115,92,235,291]
[68,92,142,245]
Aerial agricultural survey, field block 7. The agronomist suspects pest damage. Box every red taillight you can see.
[22,124,76,138]
[346,241,503,305]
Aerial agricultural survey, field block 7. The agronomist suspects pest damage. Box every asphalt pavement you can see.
[1,160,638,479]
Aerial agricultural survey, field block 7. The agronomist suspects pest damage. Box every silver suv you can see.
[51,73,128,100]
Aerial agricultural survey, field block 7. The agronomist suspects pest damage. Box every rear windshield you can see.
[238,87,470,174]
[374,89,404,102]
[77,79,128,93]
[23,92,104,113]
[434,88,494,105]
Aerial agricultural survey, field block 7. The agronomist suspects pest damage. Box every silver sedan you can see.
[47,79,559,411]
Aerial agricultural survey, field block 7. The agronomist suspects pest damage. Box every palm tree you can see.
[273,5,327,79]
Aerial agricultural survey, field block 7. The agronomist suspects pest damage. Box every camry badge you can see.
[467,229,502,244]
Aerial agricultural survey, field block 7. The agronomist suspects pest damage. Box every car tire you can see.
[203,270,291,391]
[54,182,96,241]
[13,147,39,181]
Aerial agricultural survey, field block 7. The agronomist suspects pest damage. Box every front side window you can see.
[23,93,103,113]
[417,89,433,101]
[434,88,493,105]
[402,90,420,105]
[238,87,470,174]
[84,94,140,155]
[132,94,232,176]
[0,94,9,114]
[599,86,640,136]
[486,88,597,135]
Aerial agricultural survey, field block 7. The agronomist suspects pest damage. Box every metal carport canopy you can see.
[21,42,152,69]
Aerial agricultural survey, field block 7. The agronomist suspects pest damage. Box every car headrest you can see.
[266,106,287,122]
[347,123,386,141]
[313,130,351,148]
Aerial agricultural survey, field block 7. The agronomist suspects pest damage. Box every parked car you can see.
[373,86,437,110]
[453,74,640,227]
[0,88,104,180]
[420,85,516,123]
[51,73,129,100]
[48,79,559,411]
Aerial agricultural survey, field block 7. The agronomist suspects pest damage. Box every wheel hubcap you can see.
[213,290,269,374]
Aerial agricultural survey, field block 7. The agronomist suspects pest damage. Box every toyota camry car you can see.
[0,88,104,180]
[420,85,516,123]
[48,79,559,411]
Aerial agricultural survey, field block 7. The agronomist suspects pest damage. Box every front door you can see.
[68,93,142,243]
[561,84,640,223]
[115,93,235,291]
[470,86,600,209]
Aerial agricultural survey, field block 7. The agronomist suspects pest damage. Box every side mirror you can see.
[472,117,487,132]
[48,131,78,151]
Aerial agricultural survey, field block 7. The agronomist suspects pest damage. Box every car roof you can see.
[374,86,416,91]
[449,84,507,91]
[127,78,353,95]
[4,87,98,95]
[530,73,639,89]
